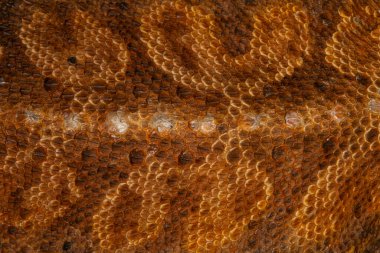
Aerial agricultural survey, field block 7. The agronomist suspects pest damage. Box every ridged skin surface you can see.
[0,0,379,252]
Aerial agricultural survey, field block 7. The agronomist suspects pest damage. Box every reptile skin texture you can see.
[0,0,380,252]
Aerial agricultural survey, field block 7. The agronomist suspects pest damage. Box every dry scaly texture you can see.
[0,0,379,252]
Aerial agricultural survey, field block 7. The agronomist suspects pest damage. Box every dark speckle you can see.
[217,123,228,133]
[314,81,327,92]
[356,75,370,86]
[40,242,50,252]
[129,149,144,165]
[263,85,275,98]
[272,146,285,160]
[178,151,193,165]
[248,220,258,230]
[248,238,256,248]
[227,148,241,163]
[7,226,16,235]
[118,2,129,10]
[119,171,128,179]
[353,203,361,218]
[81,149,96,161]
[67,56,77,65]
[62,241,71,251]
[43,77,58,91]
[366,129,378,142]
[32,147,46,161]
[133,84,147,98]
[176,86,192,99]
[91,80,107,92]
[163,223,171,231]
[322,139,335,154]
[245,0,256,4]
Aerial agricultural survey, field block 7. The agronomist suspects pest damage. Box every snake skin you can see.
[0,0,379,252]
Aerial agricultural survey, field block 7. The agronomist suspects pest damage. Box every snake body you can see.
[0,0,379,252]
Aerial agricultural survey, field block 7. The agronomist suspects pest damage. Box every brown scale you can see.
[0,0,380,253]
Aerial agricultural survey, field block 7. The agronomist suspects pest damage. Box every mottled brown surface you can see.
[0,0,380,252]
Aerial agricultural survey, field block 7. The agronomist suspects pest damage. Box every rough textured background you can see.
[0,0,379,252]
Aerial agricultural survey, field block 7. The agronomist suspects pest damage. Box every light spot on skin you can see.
[107,111,128,134]
[0,77,7,86]
[147,145,158,157]
[285,111,303,127]
[190,115,216,133]
[328,110,342,122]
[369,99,380,114]
[0,47,3,59]
[64,113,81,130]
[150,113,174,132]
[25,110,40,123]
[239,113,268,130]
[250,114,264,129]
[328,105,347,123]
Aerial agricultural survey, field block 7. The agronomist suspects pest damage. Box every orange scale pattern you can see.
[0,0,379,252]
